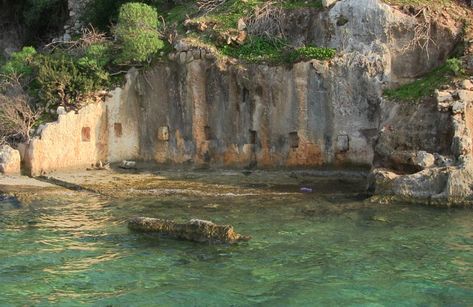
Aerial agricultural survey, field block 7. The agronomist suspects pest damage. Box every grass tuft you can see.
[384,58,464,102]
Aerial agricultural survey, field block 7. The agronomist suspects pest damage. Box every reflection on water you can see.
[1,177,473,305]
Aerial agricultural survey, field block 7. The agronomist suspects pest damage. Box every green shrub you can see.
[446,58,464,76]
[292,46,337,61]
[114,2,164,64]
[221,38,336,64]
[0,47,37,77]
[282,0,323,9]
[83,0,167,32]
[81,43,113,69]
[221,37,287,63]
[385,57,466,102]
[34,52,110,109]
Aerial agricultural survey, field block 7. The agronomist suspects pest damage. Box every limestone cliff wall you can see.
[22,0,465,176]
[134,58,378,168]
[283,0,461,83]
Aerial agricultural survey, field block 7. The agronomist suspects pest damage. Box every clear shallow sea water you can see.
[0,177,473,306]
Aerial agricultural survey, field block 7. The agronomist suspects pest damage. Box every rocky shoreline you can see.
[369,79,473,207]
[1,0,473,207]
[0,168,368,203]
[0,166,471,207]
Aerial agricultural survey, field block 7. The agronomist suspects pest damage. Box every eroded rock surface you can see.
[370,78,473,206]
[21,0,464,176]
[0,145,21,175]
[128,217,250,244]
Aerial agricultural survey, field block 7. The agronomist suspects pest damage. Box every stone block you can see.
[322,0,337,7]
[57,106,66,115]
[435,90,453,103]
[0,145,21,175]
[413,151,435,169]
[452,101,465,114]
[461,79,473,90]
[192,49,201,60]
[168,52,177,61]
[204,52,215,60]
[457,90,473,103]
[174,40,190,52]
[186,51,193,62]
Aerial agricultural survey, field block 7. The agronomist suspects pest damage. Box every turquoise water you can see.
[1,177,473,306]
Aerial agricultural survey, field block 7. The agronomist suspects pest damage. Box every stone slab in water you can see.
[128,217,251,244]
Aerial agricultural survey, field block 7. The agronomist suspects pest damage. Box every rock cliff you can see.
[370,80,473,206]
[19,0,473,205]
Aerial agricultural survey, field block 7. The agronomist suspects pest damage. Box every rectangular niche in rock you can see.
[114,123,123,137]
[81,127,91,142]
[249,130,257,145]
[157,126,169,141]
[242,88,250,104]
[289,132,299,148]
[336,135,349,152]
[204,126,213,140]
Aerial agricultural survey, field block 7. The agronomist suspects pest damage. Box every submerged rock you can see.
[128,217,251,244]
[0,194,21,209]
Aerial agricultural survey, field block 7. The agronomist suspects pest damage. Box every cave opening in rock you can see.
[249,130,257,145]
[204,125,212,140]
[289,132,299,148]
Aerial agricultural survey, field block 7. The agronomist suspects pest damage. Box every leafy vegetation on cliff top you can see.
[114,3,164,63]
[384,58,465,102]
[220,38,336,64]
[83,0,332,65]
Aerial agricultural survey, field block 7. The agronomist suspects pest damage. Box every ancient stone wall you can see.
[24,102,108,176]
[23,70,143,176]
[22,0,465,177]
[134,56,378,169]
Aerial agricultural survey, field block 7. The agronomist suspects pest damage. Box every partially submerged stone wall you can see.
[135,55,381,168]
[25,102,108,176]
[21,0,467,192]
[24,71,141,176]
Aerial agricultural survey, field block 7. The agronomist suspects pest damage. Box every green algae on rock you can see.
[128,217,251,244]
